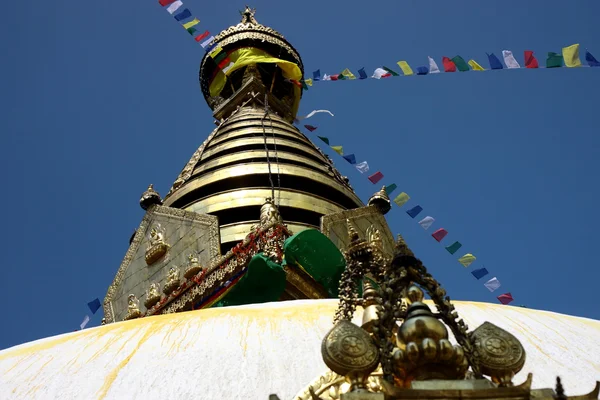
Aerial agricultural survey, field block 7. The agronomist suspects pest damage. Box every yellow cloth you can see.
[305,78,313,86]
[331,146,344,155]
[397,61,413,76]
[468,60,485,71]
[182,18,200,30]
[340,68,356,80]
[562,44,582,67]
[209,46,223,59]
[458,253,476,268]
[393,192,410,207]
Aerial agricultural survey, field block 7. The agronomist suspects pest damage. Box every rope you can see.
[260,94,276,201]
[267,112,281,206]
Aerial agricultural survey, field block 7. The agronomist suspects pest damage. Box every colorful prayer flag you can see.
[174,8,192,21]
[416,66,428,75]
[431,228,448,242]
[445,241,462,255]
[317,136,329,144]
[343,154,357,164]
[368,171,384,184]
[497,293,514,305]
[301,80,309,90]
[406,205,423,218]
[585,50,600,67]
[442,57,456,72]
[87,298,101,314]
[487,53,504,70]
[356,161,369,174]
[166,0,183,14]
[451,56,470,72]
[502,50,521,68]
[330,75,340,81]
[428,57,441,74]
[468,60,485,71]
[397,61,413,76]
[194,31,210,42]
[372,68,392,79]
[484,277,501,292]
[562,44,582,67]
[305,78,313,86]
[393,192,410,207]
[524,50,539,68]
[313,70,321,81]
[159,0,177,6]
[80,315,90,330]
[358,68,368,79]
[458,253,476,267]
[546,52,563,68]
[200,36,215,49]
[331,146,344,155]
[296,110,334,121]
[383,66,399,76]
[322,74,331,81]
[182,18,200,30]
[304,125,317,132]
[385,183,397,195]
[418,216,435,230]
[471,268,489,280]
[187,27,197,35]
[341,68,356,80]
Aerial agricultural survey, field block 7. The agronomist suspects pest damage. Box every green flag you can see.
[385,184,397,195]
[383,66,400,76]
[451,56,470,72]
[317,136,330,145]
[445,241,462,255]
[187,27,197,35]
[546,52,563,68]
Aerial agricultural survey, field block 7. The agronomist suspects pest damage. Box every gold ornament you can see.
[163,266,180,295]
[145,224,169,265]
[124,294,141,320]
[144,282,161,309]
[184,252,203,279]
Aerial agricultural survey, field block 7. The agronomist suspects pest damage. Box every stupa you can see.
[0,7,599,400]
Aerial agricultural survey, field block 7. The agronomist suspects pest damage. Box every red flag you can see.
[368,171,384,184]
[497,293,514,305]
[304,125,317,132]
[524,50,539,69]
[218,57,231,69]
[159,0,177,5]
[330,75,340,81]
[194,31,210,42]
[431,228,448,242]
[442,57,456,72]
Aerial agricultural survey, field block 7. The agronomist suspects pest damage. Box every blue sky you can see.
[0,0,599,349]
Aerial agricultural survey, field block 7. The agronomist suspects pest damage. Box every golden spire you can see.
[368,185,391,215]
[239,5,258,24]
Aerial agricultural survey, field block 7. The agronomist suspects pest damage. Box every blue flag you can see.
[406,205,423,218]
[174,8,192,21]
[358,68,368,79]
[342,154,357,164]
[487,53,503,70]
[313,69,321,81]
[87,298,101,314]
[471,268,489,280]
[585,51,600,67]
[416,66,429,75]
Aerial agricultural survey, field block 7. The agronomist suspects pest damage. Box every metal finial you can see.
[240,5,258,24]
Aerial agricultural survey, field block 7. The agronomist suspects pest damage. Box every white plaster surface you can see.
[0,299,599,399]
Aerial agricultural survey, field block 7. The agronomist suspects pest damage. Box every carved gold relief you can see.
[163,266,180,296]
[184,252,203,279]
[145,224,170,265]
[144,282,161,310]
[124,294,141,321]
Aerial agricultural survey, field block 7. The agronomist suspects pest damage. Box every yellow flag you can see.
[458,253,476,268]
[305,78,313,86]
[331,146,344,155]
[183,18,200,30]
[562,43,582,67]
[396,61,413,76]
[468,60,485,71]
[393,192,410,207]
[341,68,356,79]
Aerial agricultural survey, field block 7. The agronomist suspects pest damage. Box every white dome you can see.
[1,299,599,399]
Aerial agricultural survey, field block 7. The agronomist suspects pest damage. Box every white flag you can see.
[502,50,521,69]
[428,57,441,74]
[322,74,332,81]
[355,161,369,174]
[80,315,90,330]
[296,109,334,121]
[166,0,183,14]
[418,216,435,230]
[372,68,389,79]
[200,36,215,49]
[222,62,235,74]
[484,277,501,292]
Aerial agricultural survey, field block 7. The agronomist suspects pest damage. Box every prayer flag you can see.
[87,298,101,314]
[585,50,600,67]
[166,0,183,14]
[200,36,215,49]
[442,57,456,72]
[484,277,501,292]
[406,205,423,218]
[383,66,399,76]
[159,0,177,6]
[471,268,489,280]
[194,31,210,42]
[458,253,476,267]
[393,192,410,207]
[368,171,384,184]
[397,61,413,76]
[497,293,514,305]
[385,183,397,194]
[451,56,470,72]
[317,136,329,145]
[502,50,521,68]
[330,75,340,81]
[428,57,441,73]
[372,68,391,79]
[431,228,448,242]
[304,125,317,132]
[341,68,356,80]
[183,18,200,30]
[331,146,343,155]
[487,53,503,70]
[305,78,313,86]
[174,8,192,21]
[418,216,435,230]
[416,66,428,75]
[313,70,321,81]
[296,110,334,120]
[343,154,357,164]
[445,241,462,255]
[358,68,368,79]
[80,315,90,330]
[468,59,485,71]
[546,52,563,68]
[301,80,309,90]
[524,50,539,68]
[222,62,235,74]
[322,74,331,81]
[187,27,197,35]
[562,44,582,67]
[356,161,369,173]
